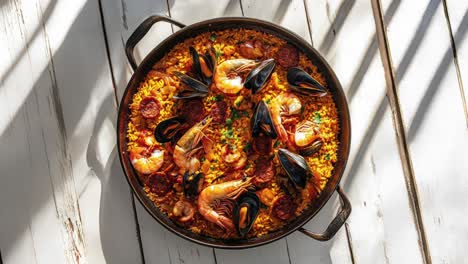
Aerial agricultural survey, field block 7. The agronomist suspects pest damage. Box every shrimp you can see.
[130,146,164,174]
[173,117,212,173]
[270,92,302,143]
[214,59,257,95]
[198,178,254,230]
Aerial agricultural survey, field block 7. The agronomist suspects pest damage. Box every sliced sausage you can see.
[238,40,265,59]
[210,100,228,123]
[276,44,299,68]
[253,133,272,154]
[181,99,205,126]
[140,97,161,119]
[273,195,296,220]
[252,158,274,187]
[147,172,172,196]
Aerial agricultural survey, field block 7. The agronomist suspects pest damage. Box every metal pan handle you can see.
[298,186,351,241]
[125,15,186,71]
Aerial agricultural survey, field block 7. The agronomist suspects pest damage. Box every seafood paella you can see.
[126,28,339,239]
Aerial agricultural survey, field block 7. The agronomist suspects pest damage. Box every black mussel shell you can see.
[190,47,216,86]
[251,101,278,139]
[244,59,276,93]
[299,139,323,157]
[233,192,260,237]
[173,71,209,99]
[182,172,204,197]
[287,67,327,96]
[154,116,187,143]
[277,148,311,189]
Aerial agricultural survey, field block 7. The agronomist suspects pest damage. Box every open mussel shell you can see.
[190,47,216,86]
[251,101,278,139]
[173,71,209,99]
[154,116,187,143]
[287,67,327,96]
[182,172,204,197]
[233,192,260,237]
[277,148,311,189]
[244,59,276,93]
[298,139,323,156]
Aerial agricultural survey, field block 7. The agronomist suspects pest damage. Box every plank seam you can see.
[302,0,314,48]
[441,0,468,128]
[97,0,119,106]
[345,223,356,264]
[371,1,432,263]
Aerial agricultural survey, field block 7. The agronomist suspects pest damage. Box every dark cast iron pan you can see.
[117,15,352,249]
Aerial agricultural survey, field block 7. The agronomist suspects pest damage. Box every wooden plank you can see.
[0,0,143,263]
[445,0,468,126]
[381,0,468,263]
[304,0,425,263]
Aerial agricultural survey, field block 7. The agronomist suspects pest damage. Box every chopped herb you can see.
[273,140,280,148]
[210,165,215,171]
[221,138,227,144]
[265,98,271,104]
[223,128,234,138]
[226,118,233,127]
[215,49,223,60]
[243,142,252,152]
[200,157,206,162]
[210,33,217,41]
[242,110,249,117]
[235,99,242,107]
[231,109,241,120]
[215,94,224,101]
[313,111,322,124]
[325,154,331,160]
[229,144,235,150]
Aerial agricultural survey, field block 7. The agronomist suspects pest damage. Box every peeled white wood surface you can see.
[445,0,468,126]
[0,0,143,263]
[306,0,424,263]
[382,0,468,263]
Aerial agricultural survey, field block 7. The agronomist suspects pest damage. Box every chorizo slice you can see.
[140,97,161,119]
[276,44,299,68]
[147,172,172,195]
[273,195,296,220]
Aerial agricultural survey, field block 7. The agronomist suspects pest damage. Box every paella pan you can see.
[118,16,351,248]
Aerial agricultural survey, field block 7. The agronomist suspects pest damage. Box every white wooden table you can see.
[1,0,467,263]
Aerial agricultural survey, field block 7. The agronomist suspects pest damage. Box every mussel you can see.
[182,171,204,197]
[233,192,260,237]
[173,71,209,99]
[251,101,278,139]
[154,116,187,143]
[287,67,327,96]
[299,139,323,157]
[244,58,276,93]
[277,148,311,189]
[190,47,217,86]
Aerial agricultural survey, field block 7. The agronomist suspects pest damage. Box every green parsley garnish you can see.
[231,109,241,120]
[200,157,206,162]
[325,154,331,160]
[265,98,271,104]
[273,140,280,148]
[210,33,217,41]
[215,49,223,60]
[313,111,322,124]
[215,94,224,101]
[243,142,252,152]
[226,118,233,126]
